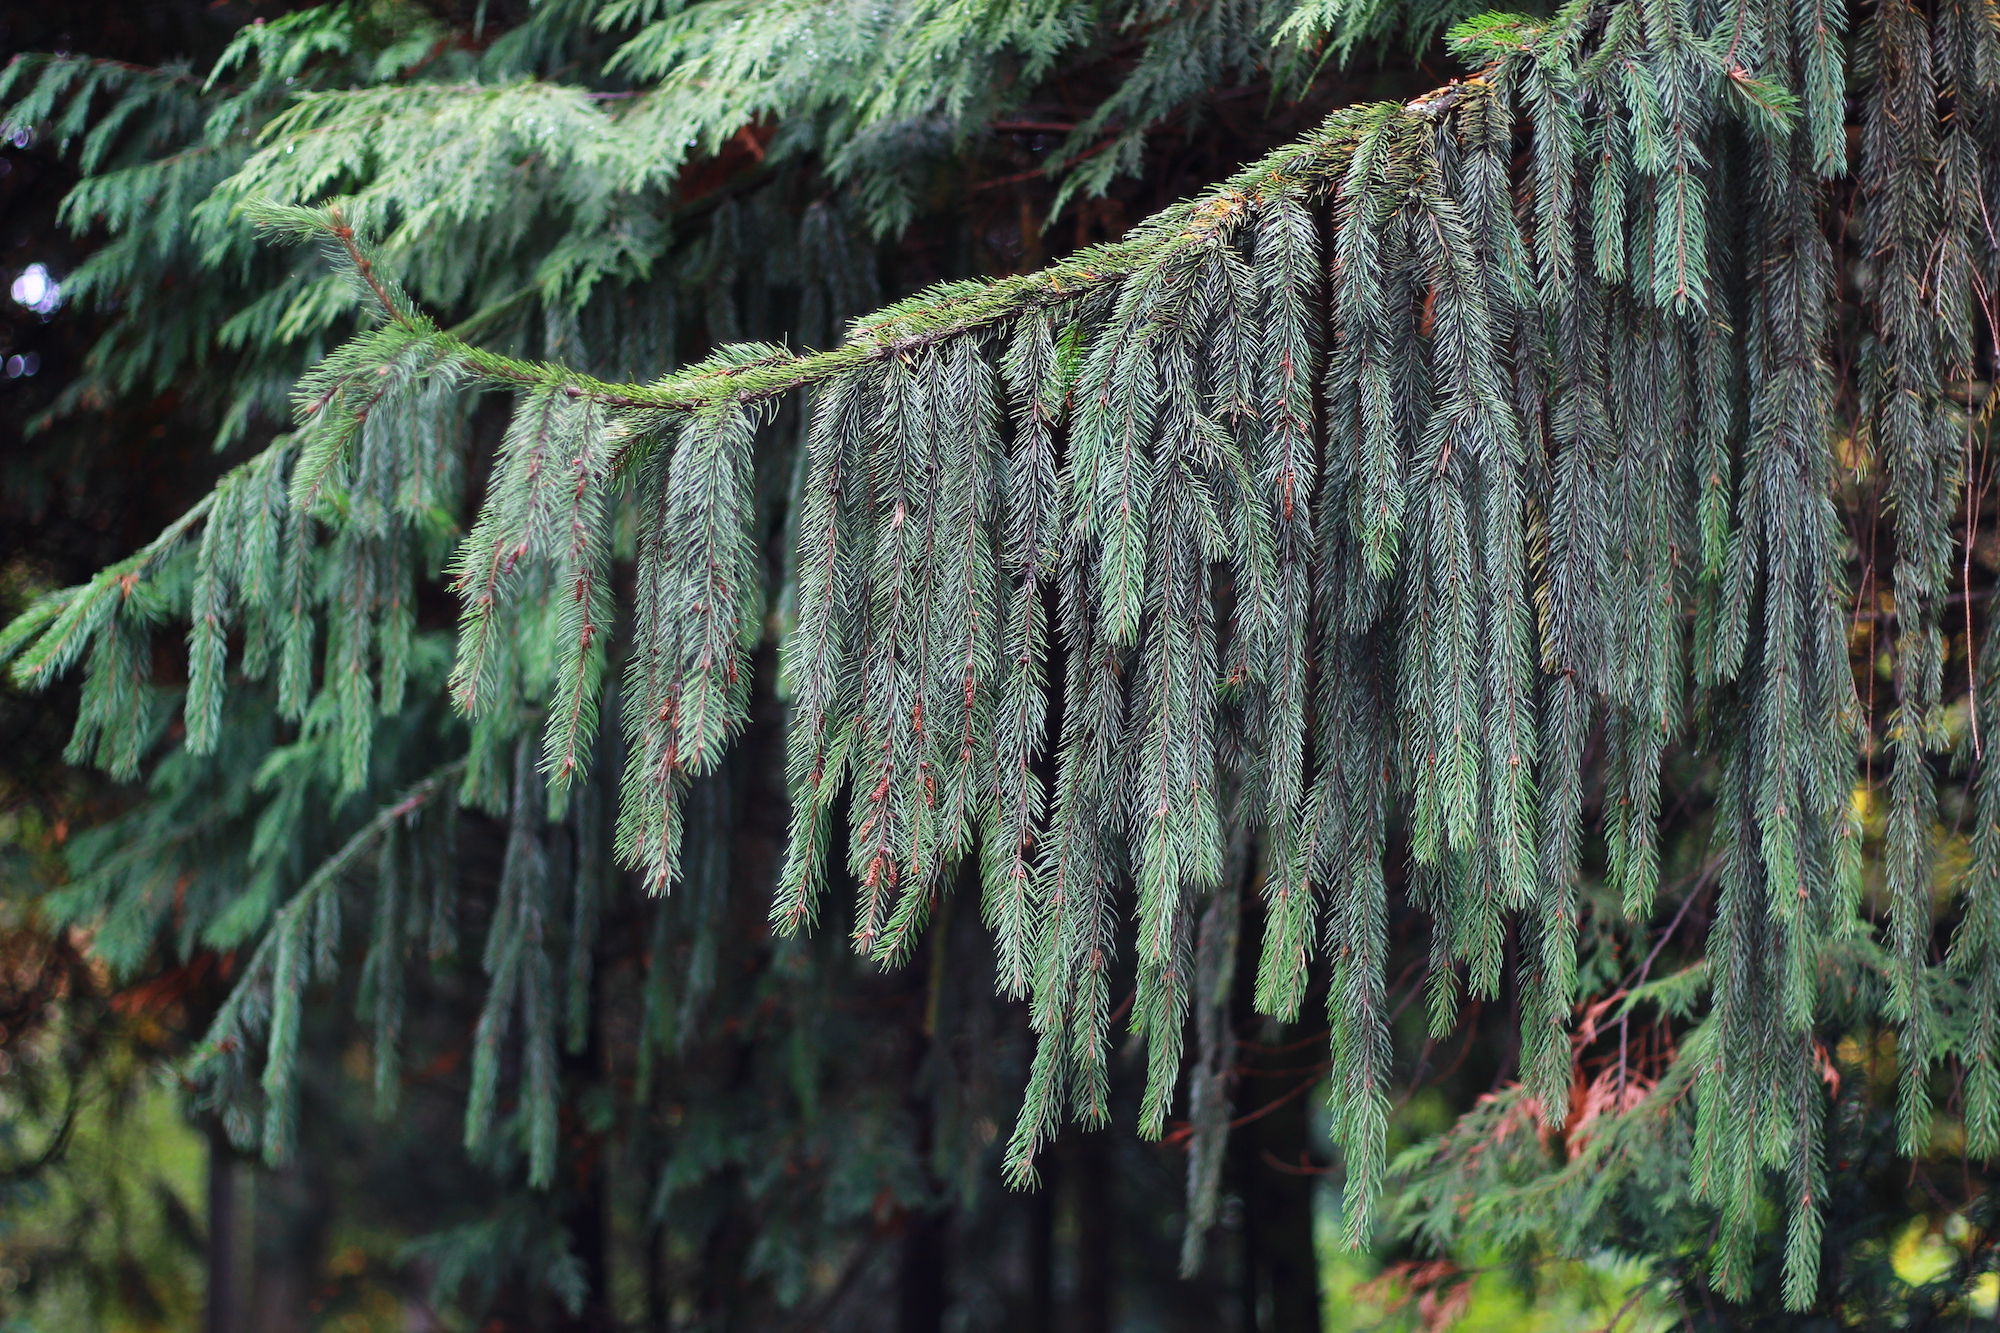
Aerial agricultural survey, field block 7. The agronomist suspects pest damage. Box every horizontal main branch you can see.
[308,79,1491,418]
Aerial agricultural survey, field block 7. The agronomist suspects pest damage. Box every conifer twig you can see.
[192,760,467,1067]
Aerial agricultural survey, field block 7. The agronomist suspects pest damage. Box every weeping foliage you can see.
[7,0,2000,1312]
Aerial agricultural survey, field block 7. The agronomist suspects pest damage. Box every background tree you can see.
[0,0,1997,1329]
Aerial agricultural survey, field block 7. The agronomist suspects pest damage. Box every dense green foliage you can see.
[4,0,2000,1326]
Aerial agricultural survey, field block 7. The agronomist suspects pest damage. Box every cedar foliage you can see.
[4,0,2000,1317]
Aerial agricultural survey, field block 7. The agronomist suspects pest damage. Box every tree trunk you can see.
[562,1156,613,1331]
[644,1221,669,1333]
[1072,1131,1113,1333]
[204,1123,237,1333]
[556,868,615,1333]
[1232,1083,1322,1333]
[897,1209,950,1333]
[1228,886,1324,1333]
[1026,1169,1055,1330]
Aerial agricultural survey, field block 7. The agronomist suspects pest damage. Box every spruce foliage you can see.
[6,0,2000,1314]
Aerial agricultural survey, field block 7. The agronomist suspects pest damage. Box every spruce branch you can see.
[190,760,467,1163]
[243,79,1499,428]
